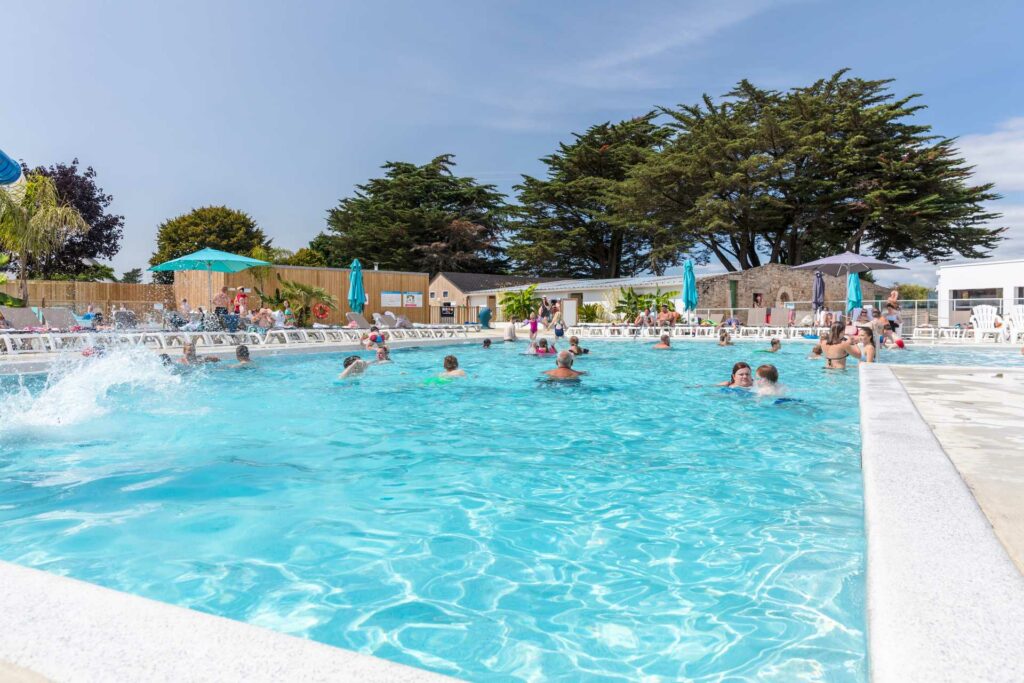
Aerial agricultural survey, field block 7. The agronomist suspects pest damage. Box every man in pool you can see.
[653,334,671,349]
[441,355,466,377]
[180,343,220,365]
[482,338,492,349]
[339,355,369,379]
[543,351,586,380]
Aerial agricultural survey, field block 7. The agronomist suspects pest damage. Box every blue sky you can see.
[4,0,1023,285]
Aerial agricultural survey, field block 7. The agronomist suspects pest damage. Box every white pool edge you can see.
[0,560,457,682]
[859,364,1024,682]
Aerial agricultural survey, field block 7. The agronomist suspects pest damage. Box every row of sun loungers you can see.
[567,324,827,340]
[0,324,471,356]
[910,304,1024,344]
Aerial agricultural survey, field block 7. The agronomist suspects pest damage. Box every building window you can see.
[442,290,449,298]
[429,292,436,299]
[951,288,1002,310]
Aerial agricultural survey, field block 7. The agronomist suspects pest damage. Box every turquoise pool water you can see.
[0,340,870,680]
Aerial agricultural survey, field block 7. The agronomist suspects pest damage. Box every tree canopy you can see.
[20,159,123,278]
[120,267,143,283]
[619,70,1004,271]
[149,206,269,284]
[507,115,676,279]
[310,154,508,274]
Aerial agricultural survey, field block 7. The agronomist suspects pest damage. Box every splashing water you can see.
[0,347,180,432]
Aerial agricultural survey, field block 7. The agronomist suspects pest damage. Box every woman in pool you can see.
[820,322,860,370]
[718,361,753,388]
[568,336,589,355]
[375,346,391,362]
[856,326,877,363]
[441,355,466,377]
[718,329,733,346]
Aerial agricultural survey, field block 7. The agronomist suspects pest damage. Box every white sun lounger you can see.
[968,305,1003,343]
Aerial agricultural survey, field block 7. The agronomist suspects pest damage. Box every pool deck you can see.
[0,561,455,682]
[859,364,1024,682]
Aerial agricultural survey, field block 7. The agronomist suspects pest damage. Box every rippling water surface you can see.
[1,340,869,681]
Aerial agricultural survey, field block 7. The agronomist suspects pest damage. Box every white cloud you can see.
[957,117,1024,192]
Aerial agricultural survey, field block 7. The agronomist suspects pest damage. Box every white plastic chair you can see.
[1003,304,1024,343]
[968,305,1003,343]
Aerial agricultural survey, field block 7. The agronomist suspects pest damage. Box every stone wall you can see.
[696,263,890,310]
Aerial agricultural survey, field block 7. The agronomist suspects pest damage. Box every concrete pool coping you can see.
[859,364,1024,682]
[0,560,456,682]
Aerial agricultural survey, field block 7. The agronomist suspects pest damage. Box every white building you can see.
[935,259,1024,327]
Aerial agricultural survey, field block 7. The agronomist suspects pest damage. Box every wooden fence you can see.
[174,265,431,326]
[0,280,174,316]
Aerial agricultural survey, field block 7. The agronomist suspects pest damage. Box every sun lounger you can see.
[346,312,373,329]
[1004,304,1024,344]
[0,306,45,330]
[41,307,79,330]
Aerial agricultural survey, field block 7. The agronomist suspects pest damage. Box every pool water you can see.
[0,340,869,680]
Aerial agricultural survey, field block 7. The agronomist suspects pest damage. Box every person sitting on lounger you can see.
[544,351,585,380]
[653,334,671,349]
[180,343,219,365]
[441,355,466,378]
[339,355,369,379]
[718,362,753,388]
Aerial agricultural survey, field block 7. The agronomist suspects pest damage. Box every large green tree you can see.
[148,206,270,284]
[311,154,508,274]
[507,115,676,278]
[621,71,1004,271]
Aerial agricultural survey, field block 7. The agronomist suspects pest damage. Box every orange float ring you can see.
[312,303,330,320]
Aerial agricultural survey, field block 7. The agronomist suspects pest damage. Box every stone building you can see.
[695,263,890,311]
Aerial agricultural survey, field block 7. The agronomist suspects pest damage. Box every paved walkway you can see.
[892,365,1024,573]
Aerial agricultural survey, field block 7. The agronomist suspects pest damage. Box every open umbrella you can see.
[682,259,698,312]
[792,251,908,277]
[348,259,366,313]
[846,272,863,314]
[0,147,22,186]
[149,247,270,311]
[812,271,825,312]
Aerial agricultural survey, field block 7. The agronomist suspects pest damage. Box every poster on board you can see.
[402,291,423,308]
[381,291,402,307]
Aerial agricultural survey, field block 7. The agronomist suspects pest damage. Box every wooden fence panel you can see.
[173,266,431,325]
[0,281,174,316]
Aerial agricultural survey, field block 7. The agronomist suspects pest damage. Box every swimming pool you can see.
[0,341,871,680]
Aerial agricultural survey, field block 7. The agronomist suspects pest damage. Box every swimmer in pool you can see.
[339,355,369,379]
[180,343,219,365]
[755,364,783,396]
[718,329,733,346]
[482,338,492,349]
[375,345,391,363]
[807,344,823,360]
[717,361,753,388]
[653,333,671,349]
[534,338,557,355]
[567,336,589,356]
[543,351,586,380]
[441,355,466,378]
[766,338,781,353]
[232,344,253,367]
